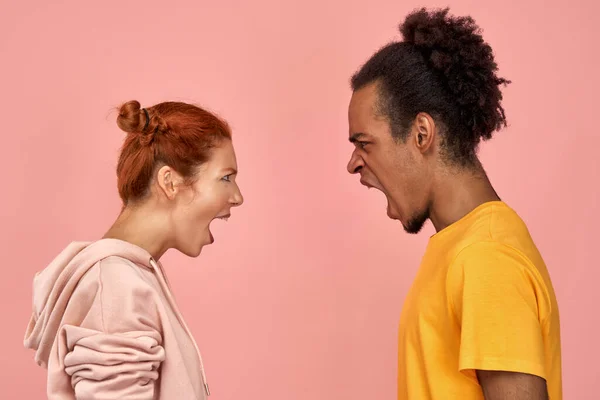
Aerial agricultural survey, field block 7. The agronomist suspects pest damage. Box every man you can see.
[346,7,562,400]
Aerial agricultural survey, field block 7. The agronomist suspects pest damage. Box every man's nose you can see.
[347,151,364,174]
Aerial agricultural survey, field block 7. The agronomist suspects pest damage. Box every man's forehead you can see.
[350,86,378,111]
[351,93,383,133]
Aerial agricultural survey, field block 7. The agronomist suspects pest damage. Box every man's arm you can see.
[447,242,555,399]
[476,370,549,400]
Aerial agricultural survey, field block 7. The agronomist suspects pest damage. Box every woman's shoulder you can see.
[78,255,159,302]
[76,256,162,332]
[100,254,153,278]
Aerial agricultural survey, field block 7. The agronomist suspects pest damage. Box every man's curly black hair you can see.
[351,7,510,166]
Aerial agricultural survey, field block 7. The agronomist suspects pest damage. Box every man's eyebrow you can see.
[349,132,368,143]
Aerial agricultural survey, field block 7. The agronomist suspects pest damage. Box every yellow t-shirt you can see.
[398,201,562,399]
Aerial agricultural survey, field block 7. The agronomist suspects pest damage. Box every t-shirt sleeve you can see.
[447,241,550,379]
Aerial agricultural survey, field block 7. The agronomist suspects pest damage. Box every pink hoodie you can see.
[24,238,210,400]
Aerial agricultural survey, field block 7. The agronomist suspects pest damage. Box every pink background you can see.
[1,0,598,398]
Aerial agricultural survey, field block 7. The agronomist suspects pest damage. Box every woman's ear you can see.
[156,165,181,200]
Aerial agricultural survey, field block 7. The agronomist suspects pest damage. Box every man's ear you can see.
[411,112,436,154]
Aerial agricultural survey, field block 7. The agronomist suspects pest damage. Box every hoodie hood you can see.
[23,239,154,368]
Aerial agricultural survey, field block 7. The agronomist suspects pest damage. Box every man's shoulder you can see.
[449,203,548,284]
[453,202,538,257]
[429,202,544,272]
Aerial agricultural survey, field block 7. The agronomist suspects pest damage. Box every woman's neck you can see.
[103,203,170,260]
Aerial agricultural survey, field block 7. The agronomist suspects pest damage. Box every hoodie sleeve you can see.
[55,257,166,400]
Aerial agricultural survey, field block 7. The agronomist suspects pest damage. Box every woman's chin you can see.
[180,231,214,258]
[182,242,208,258]
[197,233,214,255]
[181,246,203,258]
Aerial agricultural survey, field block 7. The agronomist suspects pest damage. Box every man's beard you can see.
[402,208,430,234]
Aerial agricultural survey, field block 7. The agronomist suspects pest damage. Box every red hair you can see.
[115,100,232,205]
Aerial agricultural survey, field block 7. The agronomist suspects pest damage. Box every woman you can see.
[24,100,243,399]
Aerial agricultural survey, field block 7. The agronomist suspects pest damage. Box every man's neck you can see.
[428,162,500,233]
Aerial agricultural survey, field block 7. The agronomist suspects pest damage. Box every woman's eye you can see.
[222,174,232,182]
